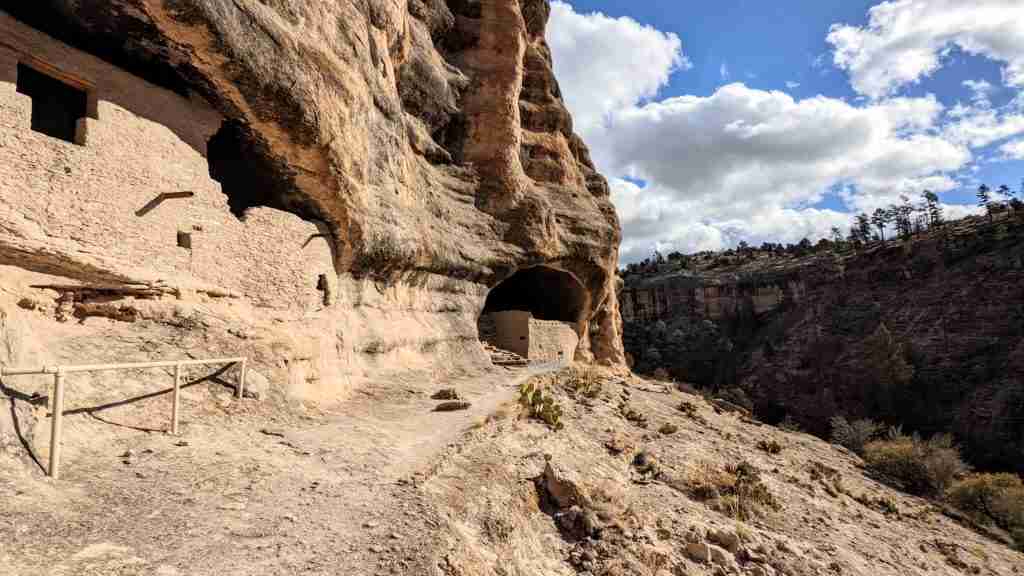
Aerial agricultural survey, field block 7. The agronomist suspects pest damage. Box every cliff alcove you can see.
[482,266,586,325]
[207,120,313,221]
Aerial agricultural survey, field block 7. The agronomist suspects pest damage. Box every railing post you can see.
[49,369,66,479]
[171,363,181,435]
[238,359,247,400]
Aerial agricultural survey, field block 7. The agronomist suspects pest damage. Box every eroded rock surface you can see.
[0,0,624,401]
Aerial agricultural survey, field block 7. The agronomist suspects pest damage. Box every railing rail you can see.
[0,357,247,479]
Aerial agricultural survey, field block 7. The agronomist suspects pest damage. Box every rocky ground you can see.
[2,363,1022,576]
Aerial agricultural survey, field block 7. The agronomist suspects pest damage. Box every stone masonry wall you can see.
[485,311,532,358]
[0,12,333,311]
[528,318,579,363]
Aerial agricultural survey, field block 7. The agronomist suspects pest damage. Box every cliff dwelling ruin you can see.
[478,266,583,363]
[0,11,336,313]
[0,0,626,405]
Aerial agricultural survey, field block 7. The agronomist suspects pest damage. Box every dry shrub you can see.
[854,492,900,515]
[809,462,845,498]
[758,439,783,455]
[830,415,881,455]
[863,433,967,496]
[562,366,603,400]
[947,473,1024,550]
[688,461,780,521]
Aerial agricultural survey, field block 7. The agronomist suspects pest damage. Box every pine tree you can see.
[856,213,872,243]
[871,208,890,241]
[978,184,992,222]
[922,190,943,227]
[866,322,914,416]
[893,195,915,238]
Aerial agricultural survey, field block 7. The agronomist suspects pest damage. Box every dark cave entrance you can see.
[483,266,586,322]
[478,266,587,359]
[207,120,302,219]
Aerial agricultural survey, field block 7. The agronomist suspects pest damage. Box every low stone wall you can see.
[479,311,578,362]
[483,311,531,358]
[528,318,579,363]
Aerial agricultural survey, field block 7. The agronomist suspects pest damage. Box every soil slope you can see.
[3,365,1021,576]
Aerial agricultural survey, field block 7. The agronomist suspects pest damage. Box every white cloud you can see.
[547,1,687,135]
[1000,139,1024,160]
[606,86,954,199]
[827,0,1024,99]
[963,79,995,104]
[547,1,1022,262]
[597,85,970,259]
[942,103,1024,148]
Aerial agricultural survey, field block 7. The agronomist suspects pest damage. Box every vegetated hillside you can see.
[3,364,1023,575]
[621,207,1024,475]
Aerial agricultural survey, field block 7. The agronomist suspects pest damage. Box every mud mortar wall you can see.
[0,13,333,311]
[527,317,578,363]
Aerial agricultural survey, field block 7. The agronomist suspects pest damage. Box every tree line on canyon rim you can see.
[622,182,1024,278]
[618,182,1024,549]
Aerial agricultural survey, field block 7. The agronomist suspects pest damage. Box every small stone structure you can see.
[479,311,578,363]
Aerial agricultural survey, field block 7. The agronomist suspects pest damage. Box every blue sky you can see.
[547,0,1024,261]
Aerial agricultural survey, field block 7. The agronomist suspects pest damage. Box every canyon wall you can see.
[0,1,624,405]
[622,215,1024,473]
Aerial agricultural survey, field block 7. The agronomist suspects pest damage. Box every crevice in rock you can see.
[206,119,322,222]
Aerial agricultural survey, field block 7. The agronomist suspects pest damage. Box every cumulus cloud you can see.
[942,103,1024,148]
[1000,139,1024,160]
[963,79,995,104]
[547,1,687,135]
[598,85,970,259]
[547,1,1022,262]
[827,0,1024,99]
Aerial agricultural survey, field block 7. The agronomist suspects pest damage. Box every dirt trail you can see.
[0,361,558,576]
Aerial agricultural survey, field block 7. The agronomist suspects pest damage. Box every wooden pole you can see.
[171,363,181,435]
[49,370,66,479]
[238,359,247,399]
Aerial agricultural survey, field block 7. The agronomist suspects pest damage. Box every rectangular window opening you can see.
[16,62,88,144]
[177,231,192,250]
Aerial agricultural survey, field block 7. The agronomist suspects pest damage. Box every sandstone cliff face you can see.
[622,215,1024,474]
[0,1,624,400]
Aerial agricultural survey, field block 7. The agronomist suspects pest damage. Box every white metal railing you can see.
[0,357,247,479]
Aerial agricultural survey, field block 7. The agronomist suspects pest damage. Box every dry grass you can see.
[863,433,966,496]
[687,461,781,521]
[947,473,1024,550]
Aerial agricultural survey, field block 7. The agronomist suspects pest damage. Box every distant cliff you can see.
[621,211,1024,473]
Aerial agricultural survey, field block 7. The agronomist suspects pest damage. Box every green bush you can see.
[947,473,1024,549]
[830,415,881,455]
[863,433,966,496]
